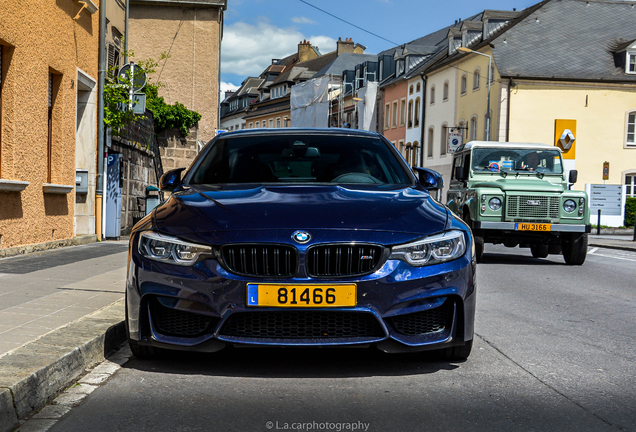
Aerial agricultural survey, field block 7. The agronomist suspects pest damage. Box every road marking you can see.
[588,248,636,262]
[588,247,599,254]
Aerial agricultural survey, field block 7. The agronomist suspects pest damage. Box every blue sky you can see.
[221,0,539,93]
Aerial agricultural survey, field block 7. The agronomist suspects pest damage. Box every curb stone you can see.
[0,300,126,432]
[0,235,98,259]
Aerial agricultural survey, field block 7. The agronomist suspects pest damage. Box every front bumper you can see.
[126,247,476,354]
[474,221,591,233]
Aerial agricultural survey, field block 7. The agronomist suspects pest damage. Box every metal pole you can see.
[486,55,491,141]
[96,0,106,240]
[597,209,601,235]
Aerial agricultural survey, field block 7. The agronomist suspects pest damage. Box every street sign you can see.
[117,63,147,91]
[448,131,463,153]
[602,161,609,180]
[589,184,622,216]
[131,93,146,114]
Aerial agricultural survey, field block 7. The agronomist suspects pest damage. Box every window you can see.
[249,122,253,129]
[269,119,274,128]
[473,69,480,90]
[399,140,405,157]
[262,120,267,128]
[490,65,495,83]
[427,128,434,158]
[458,120,466,141]
[400,98,406,126]
[470,117,478,141]
[627,53,636,74]
[256,121,260,128]
[413,141,420,167]
[392,101,398,128]
[443,81,449,101]
[627,111,635,146]
[242,123,246,129]
[409,85,414,95]
[416,82,421,93]
[414,98,420,128]
[276,117,281,128]
[407,100,413,129]
[384,103,390,130]
[430,86,435,105]
[0,45,3,178]
[626,174,636,197]
[48,71,62,183]
[440,124,447,156]
[461,74,467,94]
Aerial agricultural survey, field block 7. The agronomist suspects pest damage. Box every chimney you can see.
[298,39,315,62]
[224,90,235,99]
[337,37,355,56]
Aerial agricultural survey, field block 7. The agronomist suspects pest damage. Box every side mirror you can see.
[414,167,444,191]
[568,170,578,184]
[159,167,186,192]
[455,166,468,181]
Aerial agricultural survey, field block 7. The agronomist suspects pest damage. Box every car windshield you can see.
[189,134,412,185]
[471,147,563,174]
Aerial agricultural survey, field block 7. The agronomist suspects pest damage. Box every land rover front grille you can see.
[306,244,384,277]
[506,195,559,220]
[222,244,298,277]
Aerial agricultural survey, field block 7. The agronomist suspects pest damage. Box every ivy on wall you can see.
[104,50,201,137]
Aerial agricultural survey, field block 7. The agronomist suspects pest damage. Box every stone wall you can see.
[110,138,160,236]
[158,127,200,172]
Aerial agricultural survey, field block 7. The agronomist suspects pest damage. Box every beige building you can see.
[0,0,100,250]
[129,0,227,142]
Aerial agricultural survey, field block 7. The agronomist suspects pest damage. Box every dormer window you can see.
[628,52,636,74]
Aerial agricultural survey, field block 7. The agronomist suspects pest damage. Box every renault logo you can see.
[292,231,312,244]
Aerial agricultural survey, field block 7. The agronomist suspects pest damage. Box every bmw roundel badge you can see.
[292,231,312,244]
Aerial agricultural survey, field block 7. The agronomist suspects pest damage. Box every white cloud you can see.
[219,81,240,103]
[291,16,317,24]
[221,21,338,78]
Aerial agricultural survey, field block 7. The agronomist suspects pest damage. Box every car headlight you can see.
[138,231,215,265]
[390,230,466,266]
[488,197,502,211]
[563,199,577,213]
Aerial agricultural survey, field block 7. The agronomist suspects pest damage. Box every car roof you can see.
[460,141,561,152]
[216,128,382,139]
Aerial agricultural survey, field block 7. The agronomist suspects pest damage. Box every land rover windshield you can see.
[471,148,563,174]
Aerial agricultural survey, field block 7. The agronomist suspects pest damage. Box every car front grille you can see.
[306,244,384,277]
[506,195,559,220]
[222,244,298,277]
[387,300,452,335]
[150,298,217,338]
[219,311,385,339]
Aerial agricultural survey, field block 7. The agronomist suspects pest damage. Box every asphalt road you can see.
[48,245,636,432]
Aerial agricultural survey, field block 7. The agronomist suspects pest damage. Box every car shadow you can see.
[123,345,464,378]
[480,252,563,266]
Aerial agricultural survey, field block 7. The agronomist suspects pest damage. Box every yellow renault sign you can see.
[555,119,576,159]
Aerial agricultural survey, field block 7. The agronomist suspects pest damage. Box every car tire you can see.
[562,233,588,265]
[463,213,484,263]
[531,244,549,258]
[435,340,473,361]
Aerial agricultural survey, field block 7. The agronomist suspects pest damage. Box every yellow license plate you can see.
[515,223,551,231]
[247,284,356,307]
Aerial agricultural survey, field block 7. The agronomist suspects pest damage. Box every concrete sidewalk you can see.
[588,234,636,252]
[0,241,129,432]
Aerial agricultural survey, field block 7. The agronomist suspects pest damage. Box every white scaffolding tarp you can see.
[356,82,378,132]
[290,76,330,128]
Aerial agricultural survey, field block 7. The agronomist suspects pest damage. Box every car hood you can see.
[153,185,448,237]
[471,177,566,193]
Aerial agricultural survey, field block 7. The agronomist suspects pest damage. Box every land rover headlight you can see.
[138,231,215,265]
[488,197,502,211]
[390,230,466,266]
[563,199,577,213]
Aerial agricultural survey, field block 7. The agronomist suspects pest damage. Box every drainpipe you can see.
[419,74,427,168]
[124,0,129,64]
[217,8,224,136]
[96,0,106,240]
[506,78,512,142]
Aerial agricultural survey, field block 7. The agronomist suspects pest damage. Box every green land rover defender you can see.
[446,142,591,265]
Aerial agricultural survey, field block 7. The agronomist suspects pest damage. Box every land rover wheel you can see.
[531,244,549,258]
[562,233,588,265]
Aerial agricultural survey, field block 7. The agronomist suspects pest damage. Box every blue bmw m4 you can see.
[126,128,476,360]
